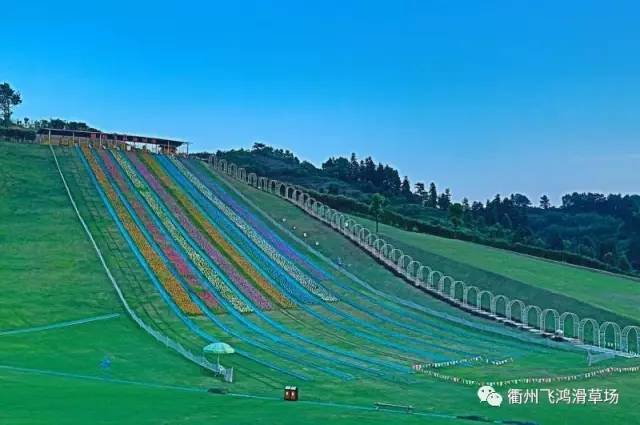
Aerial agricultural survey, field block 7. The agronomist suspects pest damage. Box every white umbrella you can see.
[203,342,235,368]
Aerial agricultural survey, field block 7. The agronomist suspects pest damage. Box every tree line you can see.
[1,81,98,136]
[211,144,640,276]
[3,80,637,276]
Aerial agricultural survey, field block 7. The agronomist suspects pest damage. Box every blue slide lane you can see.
[77,146,310,381]
[112,151,400,378]
[188,160,533,357]
[101,149,359,380]
[161,155,467,362]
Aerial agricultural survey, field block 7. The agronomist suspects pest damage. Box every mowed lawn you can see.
[3,141,640,425]
[0,142,504,424]
[0,142,120,327]
[351,215,640,324]
[0,141,545,424]
[0,368,474,425]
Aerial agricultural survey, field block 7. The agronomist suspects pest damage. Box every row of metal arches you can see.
[205,155,640,354]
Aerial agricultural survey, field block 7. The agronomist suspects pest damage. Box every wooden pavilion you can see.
[36,128,189,154]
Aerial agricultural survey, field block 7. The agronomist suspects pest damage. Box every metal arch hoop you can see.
[578,318,600,345]
[476,290,494,312]
[463,285,480,307]
[622,326,640,353]
[599,321,622,349]
[490,294,509,316]
[541,308,560,332]
[507,299,526,323]
[450,280,466,301]
[523,304,543,329]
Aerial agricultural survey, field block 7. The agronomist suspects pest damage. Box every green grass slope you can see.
[2,141,640,425]
[1,142,460,424]
[356,215,640,325]
[201,159,640,425]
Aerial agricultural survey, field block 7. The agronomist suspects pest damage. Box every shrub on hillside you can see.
[0,127,35,141]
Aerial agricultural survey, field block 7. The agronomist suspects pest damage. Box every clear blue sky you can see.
[3,1,639,204]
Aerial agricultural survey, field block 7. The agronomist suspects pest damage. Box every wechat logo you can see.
[477,385,503,407]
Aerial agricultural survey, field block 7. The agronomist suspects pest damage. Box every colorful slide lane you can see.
[125,151,429,373]
[185,157,567,359]
[111,148,406,378]
[130,152,294,309]
[172,158,493,356]
[79,144,554,382]
[159,155,472,362]
[90,147,435,378]
[76,145,320,381]
[83,149,372,379]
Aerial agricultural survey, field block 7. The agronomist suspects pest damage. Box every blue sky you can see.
[3,1,639,204]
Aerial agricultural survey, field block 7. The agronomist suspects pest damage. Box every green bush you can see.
[0,127,36,141]
[307,188,630,276]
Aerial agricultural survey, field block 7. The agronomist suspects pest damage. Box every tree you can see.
[547,232,564,250]
[400,176,412,197]
[540,195,551,209]
[617,255,632,272]
[383,165,401,193]
[322,157,350,180]
[628,236,640,270]
[369,193,386,233]
[460,198,472,226]
[603,252,615,266]
[578,243,595,258]
[484,194,502,225]
[0,82,22,126]
[425,182,438,208]
[448,203,464,227]
[349,153,359,180]
[512,226,533,244]
[31,119,48,130]
[414,182,426,198]
[66,121,98,131]
[364,157,376,183]
[437,188,451,210]
[49,118,66,129]
[501,213,513,229]
[511,193,531,208]
[471,201,484,215]
[374,163,385,187]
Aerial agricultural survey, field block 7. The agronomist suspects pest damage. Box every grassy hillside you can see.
[356,215,640,324]
[0,144,117,326]
[204,160,640,424]
[2,141,640,425]
[0,142,457,424]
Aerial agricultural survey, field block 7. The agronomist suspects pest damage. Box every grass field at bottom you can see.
[1,370,463,425]
[3,372,640,425]
[3,316,640,425]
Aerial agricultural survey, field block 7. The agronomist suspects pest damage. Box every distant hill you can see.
[196,143,640,277]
